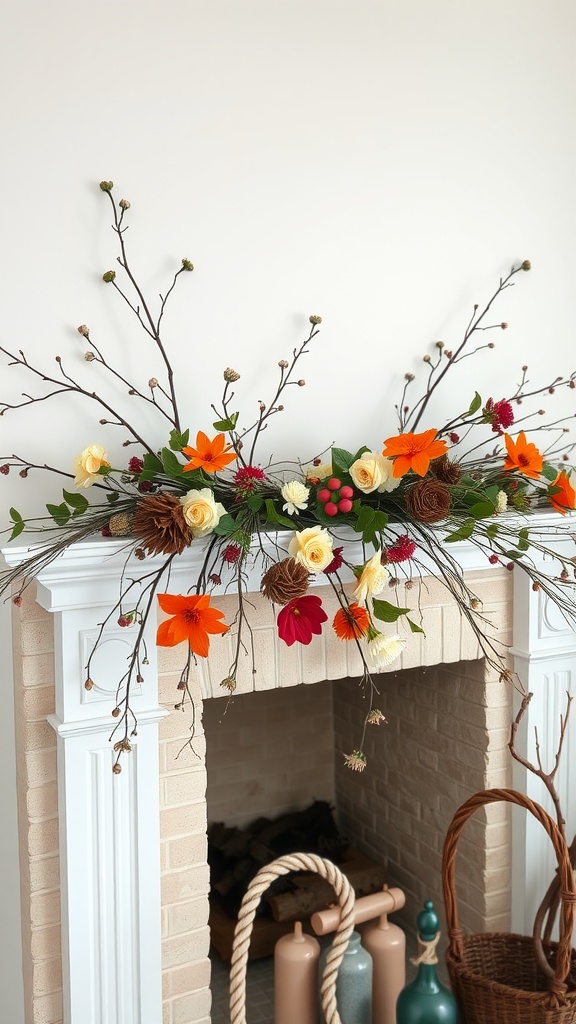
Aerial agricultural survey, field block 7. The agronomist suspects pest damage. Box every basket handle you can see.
[442,788,576,996]
[228,852,355,1024]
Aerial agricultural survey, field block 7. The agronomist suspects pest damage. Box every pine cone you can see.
[132,493,191,555]
[261,557,310,604]
[405,479,451,524]
[430,454,462,485]
[108,512,134,536]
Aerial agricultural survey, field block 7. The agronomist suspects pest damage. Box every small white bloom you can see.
[353,552,389,604]
[281,479,310,515]
[496,490,508,514]
[366,632,406,669]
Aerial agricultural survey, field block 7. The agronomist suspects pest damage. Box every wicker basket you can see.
[442,788,576,1024]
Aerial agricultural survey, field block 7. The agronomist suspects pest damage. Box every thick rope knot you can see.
[410,930,440,966]
[228,852,355,1024]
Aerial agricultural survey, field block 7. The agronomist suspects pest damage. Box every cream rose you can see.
[350,452,400,494]
[73,444,110,488]
[180,487,226,538]
[288,525,333,573]
[281,480,310,515]
[306,462,333,482]
[353,551,389,605]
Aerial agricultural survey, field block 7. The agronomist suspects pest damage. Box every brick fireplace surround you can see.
[6,522,576,1024]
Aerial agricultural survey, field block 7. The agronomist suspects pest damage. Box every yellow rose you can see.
[180,487,226,538]
[288,525,333,573]
[73,444,110,488]
[350,452,400,494]
[353,551,389,605]
[306,462,333,481]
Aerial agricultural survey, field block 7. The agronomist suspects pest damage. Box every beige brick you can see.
[25,749,57,789]
[163,959,211,997]
[30,891,61,928]
[22,686,56,720]
[167,898,210,937]
[163,770,207,808]
[172,987,212,1024]
[162,928,210,969]
[27,782,59,821]
[32,957,62,997]
[161,802,206,840]
[29,855,60,894]
[20,620,55,657]
[167,834,207,871]
[30,990,63,1024]
[30,924,62,961]
[21,653,56,689]
[28,819,59,858]
[161,864,210,906]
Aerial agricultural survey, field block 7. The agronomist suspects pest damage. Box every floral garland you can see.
[1,181,576,773]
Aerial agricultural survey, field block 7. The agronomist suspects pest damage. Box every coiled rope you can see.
[229,852,355,1024]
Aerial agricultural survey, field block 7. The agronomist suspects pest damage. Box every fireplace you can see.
[6,527,576,1024]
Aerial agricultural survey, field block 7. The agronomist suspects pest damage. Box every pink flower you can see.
[385,535,416,563]
[277,595,328,646]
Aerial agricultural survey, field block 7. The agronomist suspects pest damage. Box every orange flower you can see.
[503,431,543,480]
[333,602,370,640]
[156,593,228,657]
[382,429,448,478]
[549,471,576,515]
[182,431,236,474]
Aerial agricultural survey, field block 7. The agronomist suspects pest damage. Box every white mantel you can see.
[4,518,576,1024]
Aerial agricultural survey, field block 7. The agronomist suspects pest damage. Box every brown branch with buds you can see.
[508,689,575,977]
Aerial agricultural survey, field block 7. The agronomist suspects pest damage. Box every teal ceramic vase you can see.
[396,901,458,1023]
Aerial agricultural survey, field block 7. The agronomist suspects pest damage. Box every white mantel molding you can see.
[3,513,576,1022]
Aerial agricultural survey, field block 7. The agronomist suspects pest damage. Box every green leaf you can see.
[213,413,239,432]
[469,501,495,519]
[107,491,120,504]
[161,447,185,477]
[169,428,190,451]
[331,447,355,474]
[486,523,499,539]
[246,493,264,512]
[372,599,411,623]
[63,489,89,513]
[542,462,559,482]
[504,549,522,560]
[407,617,426,635]
[9,520,25,541]
[9,507,23,523]
[46,502,71,527]
[444,518,476,543]
[468,391,482,416]
[264,498,296,530]
[97,465,112,476]
[353,505,375,534]
[142,452,163,473]
[213,514,237,537]
[517,527,530,552]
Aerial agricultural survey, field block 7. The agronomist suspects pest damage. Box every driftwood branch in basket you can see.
[508,689,575,978]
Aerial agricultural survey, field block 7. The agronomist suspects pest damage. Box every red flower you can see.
[324,546,344,575]
[234,465,267,493]
[277,595,328,646]
[128,456,144,474]
[222,542,242,564]
[385,535,416,563]
[484,398,514,433]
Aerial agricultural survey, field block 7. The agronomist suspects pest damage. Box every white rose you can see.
[281,480,310,515]
[353,552,389,605]
[350,452,400,494]
[288,525,333,573]
[73,444,110,488]
[180,487,226,538]
[366,633,406,669]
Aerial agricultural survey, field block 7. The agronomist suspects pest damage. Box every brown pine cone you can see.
[430,454,462,485]
[261,557,310,604]
[132,493,191,555]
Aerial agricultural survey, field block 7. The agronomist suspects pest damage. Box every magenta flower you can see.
[483,397,514,433]
[277,595,328,646]
[385,535,416,563]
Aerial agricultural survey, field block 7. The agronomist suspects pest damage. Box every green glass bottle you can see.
[396,900,458,1024]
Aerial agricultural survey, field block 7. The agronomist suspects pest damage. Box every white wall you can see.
[1,1,575,1017]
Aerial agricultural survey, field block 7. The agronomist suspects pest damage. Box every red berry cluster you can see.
[317,477,354,517]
